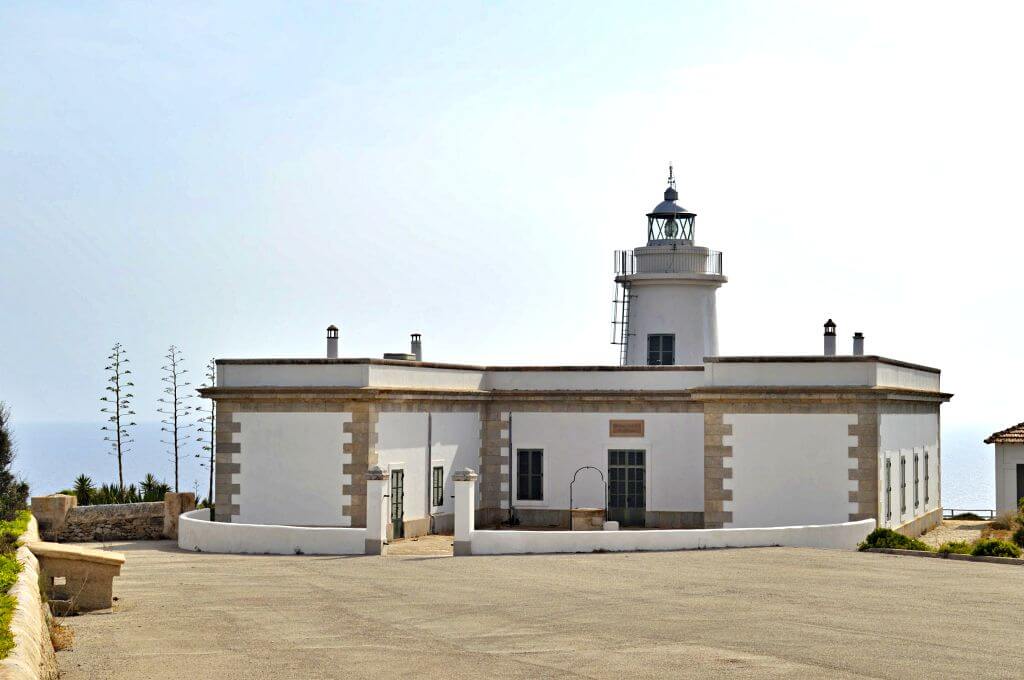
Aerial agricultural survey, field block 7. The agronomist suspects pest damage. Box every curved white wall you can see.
[178,509,366,555]
[468,518,874,554]
[625,281,720,366]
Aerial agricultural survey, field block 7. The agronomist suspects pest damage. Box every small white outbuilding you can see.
[985,422,1024,512]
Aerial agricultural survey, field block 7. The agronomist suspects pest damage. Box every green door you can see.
[390,469,404,539]
[608,449,646,527]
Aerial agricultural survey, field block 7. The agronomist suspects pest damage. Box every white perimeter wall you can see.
[878,413,940,529]
[235,412,349,526]
[995,444,1024,512]
[178,509,365,555]
[468,519,875,554]
[724,414,856,528]
[377,411,480,523]
[510,412,704,512]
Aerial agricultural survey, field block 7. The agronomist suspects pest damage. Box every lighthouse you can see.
[612,166,726,365]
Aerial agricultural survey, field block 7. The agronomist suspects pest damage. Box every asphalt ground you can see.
[56,541,1024,679]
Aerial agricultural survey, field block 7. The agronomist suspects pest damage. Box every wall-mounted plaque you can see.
[609,419,645,438]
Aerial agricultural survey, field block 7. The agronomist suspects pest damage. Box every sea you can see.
[9,421,996,511]
[12,422,213,500]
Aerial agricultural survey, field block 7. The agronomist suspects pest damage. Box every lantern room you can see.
[647,165,696,244]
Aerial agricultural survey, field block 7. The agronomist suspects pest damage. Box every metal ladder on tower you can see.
[611,281,634,365]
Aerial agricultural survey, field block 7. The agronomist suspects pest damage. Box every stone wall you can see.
[52,502,165,542]
[31,494,196,543]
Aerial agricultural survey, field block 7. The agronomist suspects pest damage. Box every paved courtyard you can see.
[57,541,1024,679]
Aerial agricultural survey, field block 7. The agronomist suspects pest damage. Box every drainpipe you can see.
[427,412,433,534]
[508,412,517,525]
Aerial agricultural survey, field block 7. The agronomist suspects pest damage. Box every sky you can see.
[1,2,1023,492]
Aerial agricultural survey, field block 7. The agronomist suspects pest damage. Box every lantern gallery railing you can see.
[614,249,723,276]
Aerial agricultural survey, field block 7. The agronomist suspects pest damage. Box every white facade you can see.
[723,414,857,528]
[878,412,940,529]
[994,443,1024,512]
[234,412,350,527]
[509,412,704,514]
[376,410,481,534]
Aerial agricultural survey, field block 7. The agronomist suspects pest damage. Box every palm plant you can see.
[123,484,140,504]
[93,483,116,505]
[140,473,171,502]
[73,474,95,506]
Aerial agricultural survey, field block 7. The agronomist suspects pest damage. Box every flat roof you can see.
[704,355,940,374]
[214,358,705,371]
[215,355,939,374]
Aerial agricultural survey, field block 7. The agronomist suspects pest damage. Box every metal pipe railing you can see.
[614,249,723,276]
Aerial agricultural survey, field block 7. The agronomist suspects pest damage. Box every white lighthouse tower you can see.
[612,166,726,366]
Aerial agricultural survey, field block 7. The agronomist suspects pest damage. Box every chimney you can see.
[326,325,339,359]
[823,319,836,356]
[410,333,422,361]
[852,332,864,356]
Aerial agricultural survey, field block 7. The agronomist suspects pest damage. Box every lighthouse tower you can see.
[612,167,726,366]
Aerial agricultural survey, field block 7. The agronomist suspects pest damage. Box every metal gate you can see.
[390,469,404,539]
[608,449,645,527]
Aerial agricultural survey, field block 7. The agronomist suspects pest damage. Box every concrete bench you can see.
[28,542,126,613]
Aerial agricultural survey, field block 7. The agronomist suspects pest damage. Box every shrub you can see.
[1011,526,1024,549]
[970,539,1022,559]
[0,593,15,658]
[989,511,1018,531]
[1019,497,1024,514]
[0,405,29,522]
[0,510,28,660]
[937,540,973,555]
[949,512,984,521]
[858,528,931,552]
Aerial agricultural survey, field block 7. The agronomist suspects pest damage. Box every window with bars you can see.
[432,466,444,507]
[913,452,920,509]
[900,455,907,515]
[924,452,930,504]
[646,334,675,366]
[517,449,543,501]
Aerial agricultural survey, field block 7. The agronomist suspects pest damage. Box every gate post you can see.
[365,466,388,555]
[453,468,478,556]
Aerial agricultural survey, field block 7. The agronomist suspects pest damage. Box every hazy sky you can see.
[2,1,1023,446]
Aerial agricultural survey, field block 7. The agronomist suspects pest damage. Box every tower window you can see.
[647,334,675,366]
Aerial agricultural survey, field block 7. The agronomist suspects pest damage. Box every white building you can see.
[985,422,1024,513]
[201,170,950,539]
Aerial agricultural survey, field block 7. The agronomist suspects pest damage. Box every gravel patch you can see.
[919,519,989,548]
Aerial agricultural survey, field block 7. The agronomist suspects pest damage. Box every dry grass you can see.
[989,511,1018,531]
[50,622,73,652]
[981,528,1014,542]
